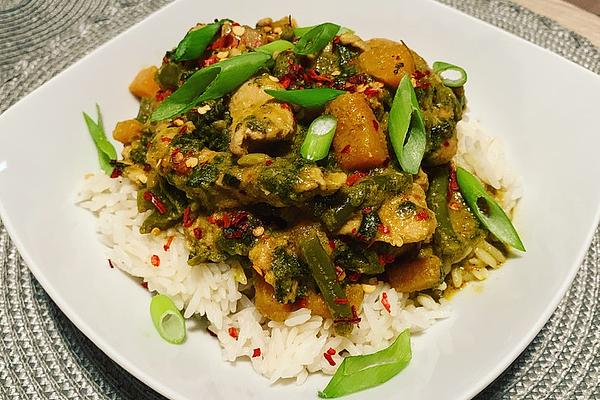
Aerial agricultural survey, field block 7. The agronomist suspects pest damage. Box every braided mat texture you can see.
[1,1,599,398]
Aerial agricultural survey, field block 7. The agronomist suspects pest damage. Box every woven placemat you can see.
[1,1,599,399]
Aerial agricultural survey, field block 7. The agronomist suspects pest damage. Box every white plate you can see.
[1,0,600,399]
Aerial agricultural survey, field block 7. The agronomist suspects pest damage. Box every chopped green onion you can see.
[456,167,525,251]
[82,104,117,175]
[150,294,186,344]
[318,329,412,398]
[294,25,353,38]
[264,88,345,108]
[151,50,271,121]
[433,61,467,88]
[300,115,337,161]
[293,22,340,55]
[388,74,426,174]
[174,20,223,61]
[151,67,221,121]
[256,39,294,54]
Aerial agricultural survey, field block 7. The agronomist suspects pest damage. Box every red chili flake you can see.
[211,34,237,50]
[347,272,361,282]
[328,240,336,249]
[351,228,357,234]
[449,165,459,192]
[207,215,216,224]
[182,207,194,227]
[381,292,391,313]
[160,137,172,143]
[155,89,172,102]
[412,70,431,89]
[179,125,188,134]
[346,171,367,186]
[163,236,174,252]
[332,35,341,46]
[265,159,273,166]
[372,119,379,130]
[295,297,308,308]
[202,55,218,67]
[362,207,372,214]
[364,87,379,96]
[334,298,349,305]
[222,214,232,228]
[383,158,390,168]
[327,347,337,356]
[378,224,390,234]
[333,305,361,325]
[193,228,203,240]
[442,140,450,147]
[151,255,160,267]
[279,103,292,111]
[228,327,239,340]
[108,259,115,269]
[340,144,351,154]
[143,191,167,215]
[416,210,429,221]
[378,253,396,266]
[141,281,148,289]
[110,168,122,179]
[348,74,368,85]
[252,348,261,358]
[279,75,292,89]
[323,352,336,366]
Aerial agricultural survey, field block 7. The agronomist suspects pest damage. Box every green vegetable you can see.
[456,167,525,251]
[433,61,468,88]
[151,51,271,121]
[298,233,353,335]
[294,22,340,55]
[196,51,272,102]
[149,294,186,344]
[151,67,221,121]
[388,74,426,174]
[271,246,308,303]
[318,329,412,398]
[256,40,294,54]
[174,21,222,61]
[265,88,345,108]
[294,25,353,38]
[82,104,117,175]
[300,115,337,161]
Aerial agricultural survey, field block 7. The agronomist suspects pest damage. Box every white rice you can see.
[77,116,520,383]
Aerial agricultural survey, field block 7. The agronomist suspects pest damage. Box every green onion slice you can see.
[265,88,345,109]
[293,22,340,55]
[83,104,117,175]
[318,329,412,398]
[300,115,337,161]
[150,294,186,344]
[294,25,353,38]
[456,167,525,251]
[388,74,426,174]
[256,39,294,54]
[432,61,468,88]
[174,20,223,61]
[151,50,271,121]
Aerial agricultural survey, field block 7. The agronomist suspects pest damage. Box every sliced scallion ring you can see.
[433,61,468,87]
[300,115,337,161]
[150,294,187,344]
[456,167,525,251]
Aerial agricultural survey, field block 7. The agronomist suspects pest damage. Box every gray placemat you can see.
[1,1,599,399]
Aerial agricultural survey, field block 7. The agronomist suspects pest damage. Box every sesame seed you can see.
[232,25,246,36]
[216,51,229,59]
[151,227,161,236]
[331,70,341,76]
[273,27,282,34]
[173,119,184,127]
[185,157,199,168]
[252,226,265,237]
[197,104,212,115]
[268,75,279,82]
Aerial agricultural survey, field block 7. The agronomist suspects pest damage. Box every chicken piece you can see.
[337,183,436,248]
[387,247,442,293]
[377,183,437,246]
[228,74,295,155]
[294,167,347,194]
[248,233,291,283]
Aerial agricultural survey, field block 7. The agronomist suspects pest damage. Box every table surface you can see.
[515,0,600,46]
